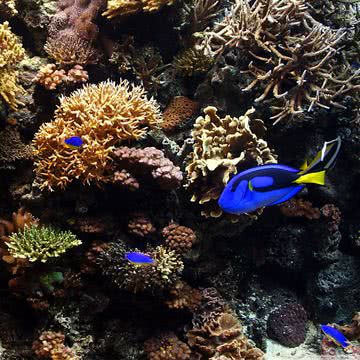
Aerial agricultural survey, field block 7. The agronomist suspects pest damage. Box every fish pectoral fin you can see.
[248,181,254,191]
[293,171,325,186]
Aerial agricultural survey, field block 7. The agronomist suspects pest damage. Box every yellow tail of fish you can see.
[294,171,326,185]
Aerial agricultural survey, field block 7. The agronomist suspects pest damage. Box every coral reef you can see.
[113,146,183,190]
[267,303,308,347]
[162,223,196,253]
[185,106,277,219]
[33,81,162,190]
[6,225,82,263]
[165,280,202,311]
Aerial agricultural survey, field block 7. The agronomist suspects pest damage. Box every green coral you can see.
[40,271,64,292]
[7,226,82,263]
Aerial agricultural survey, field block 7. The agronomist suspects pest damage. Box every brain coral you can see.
[185,106,277,219]
[33,80,162,190]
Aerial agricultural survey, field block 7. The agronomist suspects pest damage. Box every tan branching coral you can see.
[162,223,196,253]
[200,0,360,123]
[187,311,265,359]
[185,106,277,219]
[280,198,321,220]
[128,213,156,237]
[103,0,174,19]
[33,81,162,190]
[0,21,26,109]
[162,96,199,132]
[144,332,191,360]
[113,146,183,190]
[165,280,202,311]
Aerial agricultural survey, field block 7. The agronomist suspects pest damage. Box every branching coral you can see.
[113,146,183,190]
[162,223,196,253]
[45,0,105,64]
[185,106,277,219]
[200,0,360,123]
[144,332,191,360]
[0,0,17,16]
[128,213,156,237]
[103,0,174,19]
[6,225,82,263]
[98,241,184,293]
[187,311,265,359]
[0,21,26,109]
[165,280,202,311]
[33,80,162,190]
[162,96,199,132]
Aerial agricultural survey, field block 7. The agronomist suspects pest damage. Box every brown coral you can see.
[81,241,110,274]
[144,332,191,360]
[162,96,199,132]
[33,64,67,90]
[200,0,360,123]
[280,198,321,220]
[113,146,183,190]
[162,223,196,253]
[185,106,277,219]
[128,213,156,237]
[187,311,264,359]
[103,0,174,19]
[165,280,202,311]
[335,312,360,341]
[66,64,89,84]
[32,80,162,190]
[321,203,341,232]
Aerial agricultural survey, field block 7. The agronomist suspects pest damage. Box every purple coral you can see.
[113,147,183,190]
[267,303,308,347]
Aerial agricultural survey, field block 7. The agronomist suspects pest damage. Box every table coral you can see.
[33,80,162,190]
[165,280,202,311]
[200,0,360,123]
[0,21,26,109]
[144,332,191,360]
[6,225,82,263]
[185,106,277,219]
[113,146,183,190]
[103,0,174,19]
[162,96,199,132]
[162,223,196,253]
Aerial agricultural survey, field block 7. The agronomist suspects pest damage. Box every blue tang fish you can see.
[64,136,83,149]
[218,137,341,214]
[320,324,352,351]
[125,252,155,265]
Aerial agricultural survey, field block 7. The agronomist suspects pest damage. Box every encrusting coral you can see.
[103,0,174,19]
[144,332,191,360]
[162,96,199,132]
[200,0,360,123]
[113,146,183,191]
[162,223,196,253]
[6,225,82,263]
[165,280,202,311]
[0,21,26,109]
[98,241,184,293]
[185,106,277,219]
[45,0,105,65]
[33,80,162,190]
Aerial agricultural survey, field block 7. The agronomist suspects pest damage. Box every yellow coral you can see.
[33,80,163,191]
[103,0,174,19]
[0,21,25,109]
[185,106,277,219]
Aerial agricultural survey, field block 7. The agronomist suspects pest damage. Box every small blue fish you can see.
[64,136,83,149]
[218,137,341,214]
[321,324,352,351]
[125,252,155,265]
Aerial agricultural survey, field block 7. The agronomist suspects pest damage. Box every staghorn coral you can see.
[280,198,321,220]
[0,21,26,109]
[267,303,308,347]
[32,64,67,90]
[33,80,162,190]
[113,146,183,190]
[98,241,184,293]
[128,213,156,237]
[0,127,33,170]
[165,280,202,311]
[187,310,265,359]
[162,96,199,132]
[6,225,82,263]
[162,223,196,253]
[144,332,191,360]
[185,106,277,219]
[200,0,360,123]
[103,0,174,19]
